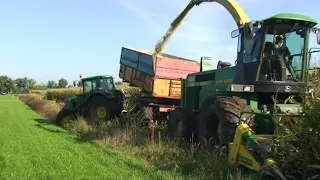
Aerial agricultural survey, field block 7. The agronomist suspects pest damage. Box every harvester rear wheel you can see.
[87,95,120,123]
[167,107,197,142]
[197,95,253,151]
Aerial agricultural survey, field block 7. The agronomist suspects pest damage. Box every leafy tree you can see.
[15,77,29,93]
[47,80,56,89]
[27,78,37,90]
[58,78,68,88]
[0,76,15,93]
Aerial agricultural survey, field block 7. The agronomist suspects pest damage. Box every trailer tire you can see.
[197,95,254,151]
[167,107,197,142]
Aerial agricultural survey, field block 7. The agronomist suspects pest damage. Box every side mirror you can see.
[317,32,320,45]
[231,29,239,38]
[244,22,253,39]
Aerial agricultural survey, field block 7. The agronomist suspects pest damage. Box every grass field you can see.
[0,95,180,180]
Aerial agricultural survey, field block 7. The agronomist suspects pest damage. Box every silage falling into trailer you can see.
[152,1,196,72]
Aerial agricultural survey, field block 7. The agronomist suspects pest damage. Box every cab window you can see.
[99,78,114,90]
[243,26,263,63]
[83,80,92,93]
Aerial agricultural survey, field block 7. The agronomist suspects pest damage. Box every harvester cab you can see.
[231,15,320,90]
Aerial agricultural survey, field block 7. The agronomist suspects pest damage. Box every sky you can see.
[0,0,320,85]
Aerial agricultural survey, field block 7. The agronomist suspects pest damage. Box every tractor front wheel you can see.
[56,109,76,127]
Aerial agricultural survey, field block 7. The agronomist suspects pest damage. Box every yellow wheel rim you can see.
[96,105,107,118]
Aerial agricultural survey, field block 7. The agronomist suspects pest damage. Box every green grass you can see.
[0,95,179,180]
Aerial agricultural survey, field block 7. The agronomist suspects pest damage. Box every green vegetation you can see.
[0,95,179,180]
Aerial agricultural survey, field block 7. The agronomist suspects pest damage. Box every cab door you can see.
[234,26,263,84]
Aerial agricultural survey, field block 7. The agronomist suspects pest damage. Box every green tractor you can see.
[167,12,320,179]
[56,75,125,126]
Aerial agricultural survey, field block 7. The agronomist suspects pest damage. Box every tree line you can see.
[0,75,81,94]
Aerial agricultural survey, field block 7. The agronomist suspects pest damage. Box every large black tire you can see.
[87,95,122,123]
[167,107,197,142]
[131,100,153,120]
[56,109,77,127]
[197,95,254,151]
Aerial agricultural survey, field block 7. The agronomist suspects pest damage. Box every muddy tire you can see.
[167,107,197,142]
[197,95,253,151]
[87,95,121,123]
[56,109,76,127]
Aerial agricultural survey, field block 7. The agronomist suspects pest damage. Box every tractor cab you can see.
[80,75,125,103]
[81,75,116,95]
[232,13,320,92]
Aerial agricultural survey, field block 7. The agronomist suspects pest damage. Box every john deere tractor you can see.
[166,0,320,179]
[56,75,125,126]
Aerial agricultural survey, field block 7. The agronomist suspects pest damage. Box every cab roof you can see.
[81,75,113,81]
[263,13,317,26]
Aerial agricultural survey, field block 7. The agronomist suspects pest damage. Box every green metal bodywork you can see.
[180,13,319,114]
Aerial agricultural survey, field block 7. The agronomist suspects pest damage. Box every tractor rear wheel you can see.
[197,95,254,151]
[87,95,120,123]
[167,107,197,142]
[56,109,76,127]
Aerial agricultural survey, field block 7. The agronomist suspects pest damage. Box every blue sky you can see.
[0,0,319,84]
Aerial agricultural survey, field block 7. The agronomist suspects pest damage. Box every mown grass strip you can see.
[0,95,178,180]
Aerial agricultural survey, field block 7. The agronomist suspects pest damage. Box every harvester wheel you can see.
[87,95,120,123]
[167,107,197,142]
[197,95,253,151]
[56,109,77,127]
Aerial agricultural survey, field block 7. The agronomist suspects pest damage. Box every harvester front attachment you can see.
[228,118,286,180]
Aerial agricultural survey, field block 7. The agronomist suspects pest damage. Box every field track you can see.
[0,95,176,180]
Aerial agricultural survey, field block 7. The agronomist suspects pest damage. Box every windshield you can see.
[99,78,114,90]
[260,27,306,81]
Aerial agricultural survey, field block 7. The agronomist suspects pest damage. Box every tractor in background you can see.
[56,75,125,126]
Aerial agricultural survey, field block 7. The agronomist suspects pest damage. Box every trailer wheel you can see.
[197,95,254,151]
[87,95,120,123]
[167,107,197,142]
